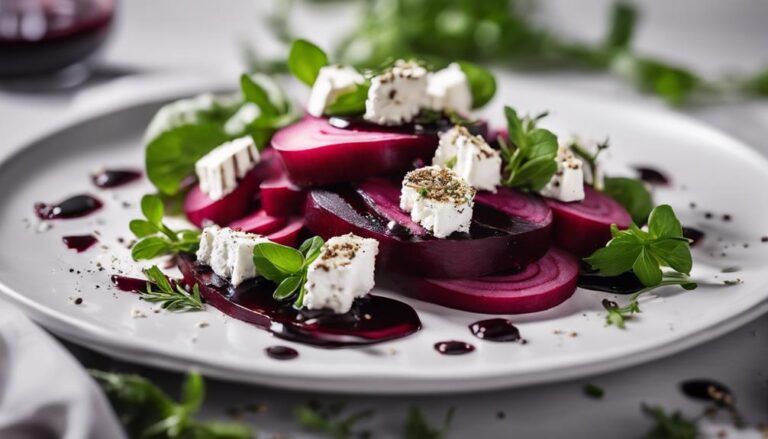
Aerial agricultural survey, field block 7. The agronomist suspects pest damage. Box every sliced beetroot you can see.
[397,247,579,314]
[177,254,421,348]
[304,179,552,278]
[357,179,427,237]
[267,217,305,247]
[184,148,282,227]
[228,209,287,235]
[545,185,632,256]
[475,188,552,226]
[260,175,306,217]
[271,116,439,186]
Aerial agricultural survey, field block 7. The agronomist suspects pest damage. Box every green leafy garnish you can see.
[288,39,329,86]
[456,61,496,109]
[294,401,374,439]
[642,404,698,439]
[141,265,204,312]
[583,383,605,399]
[499,106,558,191]
[90,370,252,439]
[252,236,325,308]
[404,407,455,439]
[146,74,298,195]
[584,205,695,287]
[602,298,640,329]
[325,81,371,116]
[603,177,654,225]
[130,195,201,261]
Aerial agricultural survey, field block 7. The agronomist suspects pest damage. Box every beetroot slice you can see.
[545,185,632,256]
[260,175,307,217]
[475,188,552,226]
[271,116,438,186]
[228,209,287,235]
[304,179,552,278]
[356,179,427,237]
[397,247,579,314]
[184,148,282,227]
[177,254,421,348]
[267,217,304,247]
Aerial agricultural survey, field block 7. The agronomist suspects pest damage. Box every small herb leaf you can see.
[289,39,329,86]
[274,275,303,301]
[457,61,496,109]
[131,237,172,261]
[602,177,654,224]
[141,194,164,226]
[129,219,159,238]
[253,242,305,278]
[240,74,279,117]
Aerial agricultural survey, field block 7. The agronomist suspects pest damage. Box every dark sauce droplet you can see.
[634,166,670,185]
[469,318,521,342]
[680,379,734,407]
[91,168,142,188]
[62,234,98,253]
[434,340,475,355]
[35,194,102,219]
[577,263,644,294]
[265,345,299,360]
[682,226,705,246]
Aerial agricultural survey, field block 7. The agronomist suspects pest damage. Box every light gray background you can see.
[1,1,767,437]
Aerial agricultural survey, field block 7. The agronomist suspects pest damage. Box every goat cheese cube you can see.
[194,136,260,201]
[306,65,365,117]
[303,234,379,314]
[426,63,473,115]
[364,60,428,126]
[198,226,268,286]
[539,146,585,202]
[564,139,606,190]
[433,125,502,192]
[400,166,476,238]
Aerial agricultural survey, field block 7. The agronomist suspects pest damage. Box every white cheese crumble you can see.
[224,103,260,136]
[194,135,260,201]
[196,226,268,286]
[565,139,605,190]
[433,125,502,192]
[426,63,473,115]
[364,60,428,126]
[303,234,379,314]
[400,166,476,238]
[539,145,585,202]
[307,65,365,117]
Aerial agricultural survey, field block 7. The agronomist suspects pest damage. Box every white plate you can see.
[2,74,768,394]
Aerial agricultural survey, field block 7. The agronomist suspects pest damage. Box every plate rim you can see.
[2,73,768,393]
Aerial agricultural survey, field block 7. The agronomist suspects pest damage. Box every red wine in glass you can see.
[0,0,114,78]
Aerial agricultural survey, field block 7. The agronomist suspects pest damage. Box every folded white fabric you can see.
[0,300,125,439]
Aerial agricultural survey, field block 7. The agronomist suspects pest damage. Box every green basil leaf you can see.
[605,2,637,50]
[240,74,279,117]
[180,372,204,414]
[457,61,496,109]
[632,247,663,286]
[140,195,164,226]
[325,82,370,116]
[647,204,682,239]
[146,123,229,195]
[602,177,654,224]
[274,275,303,301]
[504,106,525,148]
[253,242,304,278]
[509,155,557,191]
[129,219,159,238]
[584,235,643,276]
[526,128,558,159]
[132,237,172,261]
[299,236,325,261]
[288,39,329,86]
[651,239,693,274]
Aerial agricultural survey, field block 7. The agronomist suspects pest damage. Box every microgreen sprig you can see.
[252,236,325,308]
[499,106,559,192]
[294,401,375,439]
[141,265,204,312]
[130,195,201,261]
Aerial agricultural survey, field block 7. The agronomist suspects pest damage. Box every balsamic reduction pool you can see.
[469,318,522,342]
[62,234,98,252]
[35,194,102,219]
[91,168,142,188]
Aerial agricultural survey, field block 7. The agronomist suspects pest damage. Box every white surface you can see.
[1,74,767,395]
[0,303,125,439]
[1,0,767,436]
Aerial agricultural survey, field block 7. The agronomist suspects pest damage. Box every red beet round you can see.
[267,217,304,247]
[545,185,632,256]
[304,179,552,278]
[228,209,287,235]
[397,247,579,314]
[184,148,282,227]
[271,116,439,186]
[260,175,306,217]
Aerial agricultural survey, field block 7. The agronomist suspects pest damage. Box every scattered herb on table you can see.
[499,106,558,192]
[641,404,698,439]
[404,407,456,439]
[584,205,697,328]
[141,265,204,312]
[583,383,605,399]
[294,401,374,439]
[90,370,253,439]
[130,195,201,261]
[252,236,325,308]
